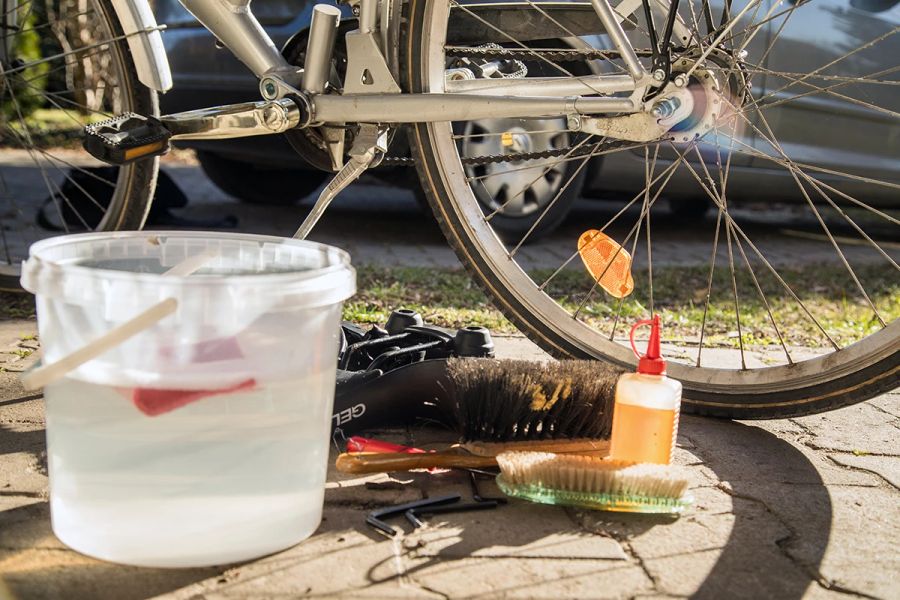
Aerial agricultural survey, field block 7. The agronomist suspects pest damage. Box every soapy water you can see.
[44,373,335,567]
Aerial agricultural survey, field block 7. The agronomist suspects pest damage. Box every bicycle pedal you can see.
[83,113,172,165]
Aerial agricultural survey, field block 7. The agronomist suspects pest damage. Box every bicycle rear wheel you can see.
[0,0,158,290]
[405,0,899,418]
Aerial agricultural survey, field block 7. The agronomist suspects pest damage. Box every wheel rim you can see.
[414,0,900,396]
[0,0,139,275]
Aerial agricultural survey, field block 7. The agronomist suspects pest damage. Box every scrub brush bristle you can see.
[495,451,692,514]
[448,358,620,443]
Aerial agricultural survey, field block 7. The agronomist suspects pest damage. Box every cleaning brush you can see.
[495,451,692,514]
[334,358,621,473]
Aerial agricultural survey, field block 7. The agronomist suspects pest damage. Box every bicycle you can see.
[1,0,897,418]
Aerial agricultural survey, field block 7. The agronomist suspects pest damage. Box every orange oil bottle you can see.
[609,315,682,465]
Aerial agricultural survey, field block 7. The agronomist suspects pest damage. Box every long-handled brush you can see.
[495,451,692,514]
[334,358,621,473]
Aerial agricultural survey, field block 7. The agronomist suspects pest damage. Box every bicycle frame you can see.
[169,0,671,124]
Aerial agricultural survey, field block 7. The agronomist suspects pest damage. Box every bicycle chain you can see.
[377,47,653,167]
[381,138,636,167]
[445,46,654,62]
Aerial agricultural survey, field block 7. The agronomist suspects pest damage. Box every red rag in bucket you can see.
[133,378,257,416]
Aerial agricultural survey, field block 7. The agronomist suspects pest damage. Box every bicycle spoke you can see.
[510,148,595,255]
[671,144,841,351]
[696,205,723,367]
[1,30,139,78]
[538,145,692,291]
[749,65,900,120]
[484,136,592,221]
[753,0,795,67]
[684,0,763,79]
[713,0,812,48]
[743,61,900,87]
[467,140,653,183]
[710,99,900,232]
[746,27,900,109]
[690,143,745,367]
[751,110,888,326]
[2,82,72,231]
[447,1,575,77]
[572,146,684,319]
[734,230,793,364]
[644,145,658,316]
[2,121,103,228]
[694,116,736,366]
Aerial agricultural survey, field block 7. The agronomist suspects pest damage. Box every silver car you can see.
[156,0,900,237]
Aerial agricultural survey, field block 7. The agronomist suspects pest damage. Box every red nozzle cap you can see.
[629,315,666,375]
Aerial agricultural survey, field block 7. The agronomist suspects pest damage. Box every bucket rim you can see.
[22,230,354,290]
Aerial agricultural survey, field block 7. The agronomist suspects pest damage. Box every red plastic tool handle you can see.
[346,436,426,454]
[629,318,655,358]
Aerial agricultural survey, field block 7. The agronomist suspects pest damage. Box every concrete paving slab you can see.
[0,311,898,600]
[790,402,900,456]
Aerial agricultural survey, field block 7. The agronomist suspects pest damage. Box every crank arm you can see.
[161,97,309,141]
[83,97,311,165]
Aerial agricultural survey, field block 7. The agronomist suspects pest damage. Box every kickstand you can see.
[293,124,388,240]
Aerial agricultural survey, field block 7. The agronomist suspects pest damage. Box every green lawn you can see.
[347,263,897,348]
[4,263,894,350]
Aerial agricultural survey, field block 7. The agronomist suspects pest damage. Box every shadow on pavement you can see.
[352,418,831,599]
[0,412,832,599]
[686,418,830,599]
[0,500,224,600]
[0,415,224,600]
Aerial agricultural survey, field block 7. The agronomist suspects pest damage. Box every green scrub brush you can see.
[495,451,693,514]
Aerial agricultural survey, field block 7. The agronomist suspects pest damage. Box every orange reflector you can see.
[123,140,166,162]
[578,229,634,298]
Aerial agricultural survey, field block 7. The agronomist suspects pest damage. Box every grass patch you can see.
[0,293,36,321]
[2,108,103,149]
[1,264,892,351]
[345,267,512,332]
[346,264,897,348]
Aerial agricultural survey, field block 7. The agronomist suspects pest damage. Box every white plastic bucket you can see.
[21,231,356,568]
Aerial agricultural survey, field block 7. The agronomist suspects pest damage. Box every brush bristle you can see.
[496,451,689,500]
[448,358,620,443]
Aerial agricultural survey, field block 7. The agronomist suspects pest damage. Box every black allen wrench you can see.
[366,487,500,537]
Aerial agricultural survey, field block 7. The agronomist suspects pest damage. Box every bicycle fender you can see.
[109,0,173,92]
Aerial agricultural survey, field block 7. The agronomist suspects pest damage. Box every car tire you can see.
[669,196,711,220]
[197,151,328,205]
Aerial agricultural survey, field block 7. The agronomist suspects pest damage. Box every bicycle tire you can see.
[403,0,899,419]
[0,0,158,290]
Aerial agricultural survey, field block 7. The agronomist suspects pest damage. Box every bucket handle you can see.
[20,251,216,390]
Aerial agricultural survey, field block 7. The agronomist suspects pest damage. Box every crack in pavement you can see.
[788,418,900,458]
[826,456,900,492]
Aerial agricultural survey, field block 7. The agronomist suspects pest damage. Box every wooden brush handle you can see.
[335,451,499,474]
[465,439,610,457]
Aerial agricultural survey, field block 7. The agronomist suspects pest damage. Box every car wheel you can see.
[460,117,587,242]
[668,196,711,220]
[197,151,328,205]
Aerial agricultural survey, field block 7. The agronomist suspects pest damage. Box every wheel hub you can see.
[659,48,749,143]
[501,128,534,157]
